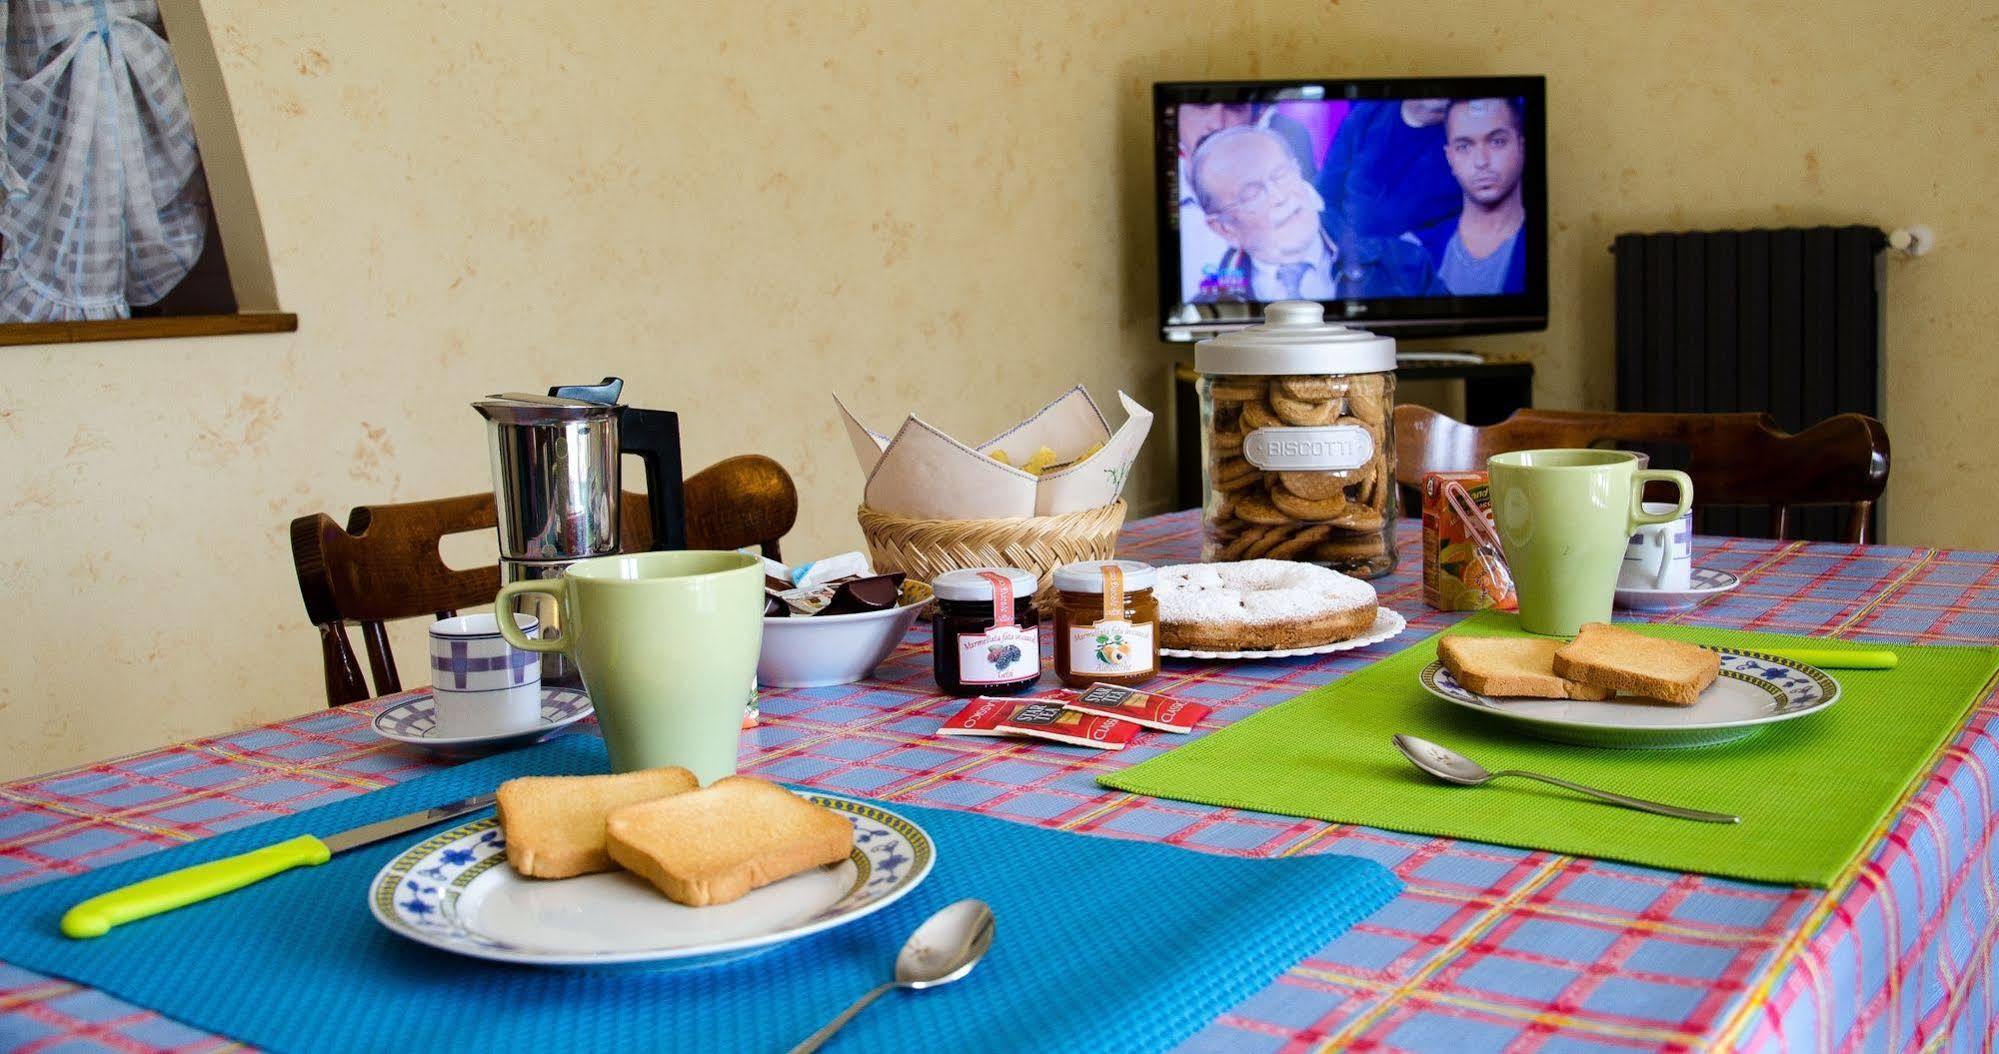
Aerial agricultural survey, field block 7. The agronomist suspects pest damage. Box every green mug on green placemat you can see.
[1488,449,1693,636]
[497,550,763,783]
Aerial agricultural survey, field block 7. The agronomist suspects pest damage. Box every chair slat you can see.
[1394,407,1888,544]
[289,457,798,707]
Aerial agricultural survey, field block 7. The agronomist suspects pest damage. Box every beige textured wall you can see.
[1,0,1992,778]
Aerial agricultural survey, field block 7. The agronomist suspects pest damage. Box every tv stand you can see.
[1169,358,1534,511]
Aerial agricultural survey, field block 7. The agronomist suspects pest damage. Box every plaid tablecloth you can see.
[4,511,1998,1053]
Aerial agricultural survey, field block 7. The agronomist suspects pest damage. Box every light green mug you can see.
[1488,449,1693,636]
[497,550,763,783]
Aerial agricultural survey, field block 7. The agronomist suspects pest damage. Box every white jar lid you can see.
[1194,300,1396,376]
[930,567,1040,602]
[1052,560,1158,593]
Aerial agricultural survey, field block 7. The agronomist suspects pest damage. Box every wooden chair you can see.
[1394,406,1889,543]
[291,455,798,707]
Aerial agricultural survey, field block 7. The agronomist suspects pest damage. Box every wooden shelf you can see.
[0,312,297,347]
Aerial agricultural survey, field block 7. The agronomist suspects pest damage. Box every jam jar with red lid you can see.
[929,567,1042,696]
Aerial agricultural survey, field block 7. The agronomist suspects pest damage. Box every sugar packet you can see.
[1065,683,1210,733]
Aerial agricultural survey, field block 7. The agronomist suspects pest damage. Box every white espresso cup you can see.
[428,612,542,737]
[1620,501,1693,591]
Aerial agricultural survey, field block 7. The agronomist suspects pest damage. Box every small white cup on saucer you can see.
[429,613,542,738]
[1621,501,1693,591]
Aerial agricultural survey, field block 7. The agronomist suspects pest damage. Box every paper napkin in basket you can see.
[836,387,1153,519]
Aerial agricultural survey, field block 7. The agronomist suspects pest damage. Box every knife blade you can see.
[60,792,496,939]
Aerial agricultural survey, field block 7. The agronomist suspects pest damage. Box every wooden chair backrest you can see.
[1393,407,1890,543]
[291,454,798,706]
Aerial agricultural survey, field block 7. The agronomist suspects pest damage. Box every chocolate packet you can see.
[936,696,1140,750]
[1065,683,1210,733]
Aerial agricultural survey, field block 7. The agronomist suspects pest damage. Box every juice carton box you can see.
[1422,471,1518,612]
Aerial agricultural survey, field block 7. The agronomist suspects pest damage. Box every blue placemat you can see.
[0,737,1400,1053]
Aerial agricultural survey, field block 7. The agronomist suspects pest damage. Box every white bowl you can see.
[757,599,930,688]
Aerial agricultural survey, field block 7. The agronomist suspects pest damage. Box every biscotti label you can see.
[1241,424,1374,471]
[1067,619,1155,676]
[955,624,1039,685]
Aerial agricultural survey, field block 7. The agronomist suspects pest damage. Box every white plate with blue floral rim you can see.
[367,795,935,968]
[371,688,593,754]
[1614,566,1742,613]
[1161,607,1407,660]
[1419,647,1840,748]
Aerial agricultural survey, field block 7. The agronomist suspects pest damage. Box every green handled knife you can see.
[60,792,496,939]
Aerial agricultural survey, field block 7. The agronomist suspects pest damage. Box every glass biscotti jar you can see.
[1194,300,1398,579]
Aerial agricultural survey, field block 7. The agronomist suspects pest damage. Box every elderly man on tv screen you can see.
[1188,124,1445,304]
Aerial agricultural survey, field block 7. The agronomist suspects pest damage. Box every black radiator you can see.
[1613,225,1885,541]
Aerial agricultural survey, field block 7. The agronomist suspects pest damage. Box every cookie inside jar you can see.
[1195,301,1397,579]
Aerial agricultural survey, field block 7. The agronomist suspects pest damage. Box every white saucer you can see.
[1161,607,1407,660]
[1419,647,1839,748]
[1614,566,1741,612]
[372,688,593,754]
[368,795,934,968]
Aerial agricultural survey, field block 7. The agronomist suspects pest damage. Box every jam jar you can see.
[930,567,1042,696]
[1050,560,1159,689]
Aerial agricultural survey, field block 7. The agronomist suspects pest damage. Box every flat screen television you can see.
[1156,76,1547,342]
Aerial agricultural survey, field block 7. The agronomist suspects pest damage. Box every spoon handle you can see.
[787,981,896,1054]
[1498,770,1740,824]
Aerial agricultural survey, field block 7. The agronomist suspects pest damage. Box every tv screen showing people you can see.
[1160,78,1546,339]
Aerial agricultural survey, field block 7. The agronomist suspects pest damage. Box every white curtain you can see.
[0,0,209,322]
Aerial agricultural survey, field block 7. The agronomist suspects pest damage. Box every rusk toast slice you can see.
[497,767,699,878]
[1552,623,1720,705]
[606,776,853,907]
[1437,636,1616,700]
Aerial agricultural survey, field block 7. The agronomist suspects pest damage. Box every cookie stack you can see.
[1206,371,1394,575]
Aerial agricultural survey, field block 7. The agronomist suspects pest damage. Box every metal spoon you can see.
[787,899,997,1054]
[1392,734,1739,824]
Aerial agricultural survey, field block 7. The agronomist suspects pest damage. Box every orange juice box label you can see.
[1422,471,1518,612]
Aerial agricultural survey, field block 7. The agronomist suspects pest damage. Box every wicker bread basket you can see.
[857,500,1128,605]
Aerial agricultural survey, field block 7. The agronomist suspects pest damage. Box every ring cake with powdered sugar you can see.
[1156,560,1379,652]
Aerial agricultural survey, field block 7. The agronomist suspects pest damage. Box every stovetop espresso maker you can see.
[474,377,686,683]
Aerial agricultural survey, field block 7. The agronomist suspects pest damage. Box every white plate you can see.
[1419,647,1840,748]
[1162,607,1407,660]
[1614,566,1742,613]
[372,688,593,754]
[367,795,934,968]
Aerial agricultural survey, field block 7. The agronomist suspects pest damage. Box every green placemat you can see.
[1102,613,1999,886]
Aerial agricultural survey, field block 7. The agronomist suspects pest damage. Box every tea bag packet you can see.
[935,696,1140,750]
[998,699,1141,750]
[1066,683,1210,733]
[935,697,1024,738]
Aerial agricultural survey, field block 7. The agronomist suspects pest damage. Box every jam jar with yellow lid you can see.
[1050,560,1159,688]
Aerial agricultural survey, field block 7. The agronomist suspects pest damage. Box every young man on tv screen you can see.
[1413,97,1529,296]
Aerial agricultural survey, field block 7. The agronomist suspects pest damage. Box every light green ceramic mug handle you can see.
[1630,469,1694,529]
[495,581,569,654]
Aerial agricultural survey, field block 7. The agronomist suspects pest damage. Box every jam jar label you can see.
[1067,619,1155,676]
[1241,424,1375,471]
[956,624,1039,685]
